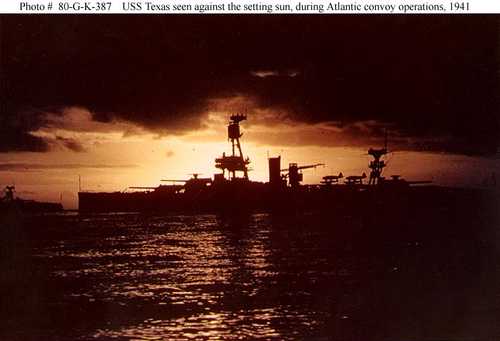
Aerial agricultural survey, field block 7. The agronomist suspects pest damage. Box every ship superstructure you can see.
[78,115,438,213]
[215,114,251,181]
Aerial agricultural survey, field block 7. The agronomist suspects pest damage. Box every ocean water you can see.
[1,210,499,340]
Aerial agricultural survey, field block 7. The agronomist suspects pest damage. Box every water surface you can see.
[1,210,499,340]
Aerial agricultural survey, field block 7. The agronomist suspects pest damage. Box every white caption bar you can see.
[1,0,498,13]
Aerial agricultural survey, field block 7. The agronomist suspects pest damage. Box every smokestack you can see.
[268,156,281,185]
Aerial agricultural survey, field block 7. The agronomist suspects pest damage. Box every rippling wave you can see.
[1,210,499,340]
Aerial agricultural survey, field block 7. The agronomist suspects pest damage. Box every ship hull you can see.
[78,181,270,213]
[0,199,63,214]
[79,183,495,215]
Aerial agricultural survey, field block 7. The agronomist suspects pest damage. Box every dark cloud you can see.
[0,131,50,153]
[0,163,137,171]
[55,136,86,152]
[1,16,499,154]
[0,107,50,152]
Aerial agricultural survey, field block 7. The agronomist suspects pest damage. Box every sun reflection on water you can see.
[93,309,288,340]
[33,213,331,340]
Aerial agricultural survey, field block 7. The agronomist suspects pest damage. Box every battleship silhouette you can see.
[78,115,489,214]
[1,185,63,213]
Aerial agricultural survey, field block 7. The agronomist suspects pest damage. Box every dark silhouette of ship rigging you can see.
[1,185,63,213]
[215,114,251,181]
[78,115,480,213]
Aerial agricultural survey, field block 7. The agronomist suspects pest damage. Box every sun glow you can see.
[1,103,499,209]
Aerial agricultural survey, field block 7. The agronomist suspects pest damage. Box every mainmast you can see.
[215,114,250,180]
[367,130,388,185]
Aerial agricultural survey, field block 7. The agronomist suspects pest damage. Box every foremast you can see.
[215,114,250,180]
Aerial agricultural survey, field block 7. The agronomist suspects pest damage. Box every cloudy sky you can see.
[1,16,499,208]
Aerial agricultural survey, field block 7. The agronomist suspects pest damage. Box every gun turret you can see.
[281,163,325,188]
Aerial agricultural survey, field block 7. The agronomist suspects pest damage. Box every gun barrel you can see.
[297,163,325,170]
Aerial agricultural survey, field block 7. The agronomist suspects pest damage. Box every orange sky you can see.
[1,104,499,209]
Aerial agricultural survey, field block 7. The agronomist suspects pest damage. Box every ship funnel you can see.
[268,156,281,186]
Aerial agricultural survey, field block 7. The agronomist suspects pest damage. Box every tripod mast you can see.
[215,114,250,180]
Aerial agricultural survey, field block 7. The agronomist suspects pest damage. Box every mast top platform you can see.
[368,147,388,159]
[230,114,247,124]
